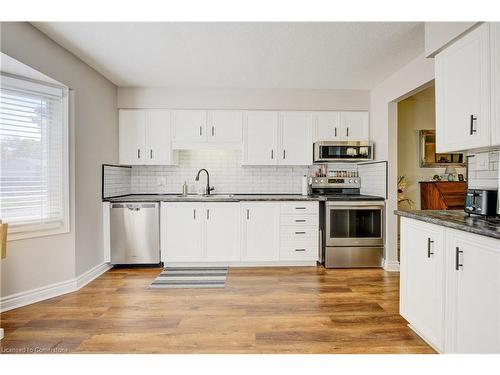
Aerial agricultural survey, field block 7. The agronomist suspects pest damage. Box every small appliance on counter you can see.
[310,177,385,268]
[464,188,498,217]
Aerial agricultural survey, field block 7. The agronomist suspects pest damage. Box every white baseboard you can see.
[383,259,400,272]
[76,262,112,289]
[0,262,111,313]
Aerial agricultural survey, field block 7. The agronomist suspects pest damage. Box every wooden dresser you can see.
[419,181,467,210]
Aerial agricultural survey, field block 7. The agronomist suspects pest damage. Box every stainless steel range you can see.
[311,177,384,268]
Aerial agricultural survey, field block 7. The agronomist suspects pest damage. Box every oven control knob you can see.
[348,179,353,183]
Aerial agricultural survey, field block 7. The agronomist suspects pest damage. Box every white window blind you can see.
[0,74,69,238]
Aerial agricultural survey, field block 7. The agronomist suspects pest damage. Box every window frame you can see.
[1,73,70,241]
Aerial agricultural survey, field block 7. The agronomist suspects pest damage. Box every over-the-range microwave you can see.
[313,141,374,163]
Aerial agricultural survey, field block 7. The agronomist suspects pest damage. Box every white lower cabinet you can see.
[400,217,445,352]
[400,217,500,353]
[204,203,240,261]
[240,202,280,261]
[162,202,203,262]
[161,201,319,265]
[445,229,500,353]
[161,202,239,263]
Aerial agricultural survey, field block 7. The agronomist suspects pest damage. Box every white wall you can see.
[118,87,370,110]
[370,53,435,269]
[397,87,466,209]
[425,22,477,57]
[0,22,118,298]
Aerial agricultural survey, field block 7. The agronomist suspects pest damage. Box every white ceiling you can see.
[32,22,424,89]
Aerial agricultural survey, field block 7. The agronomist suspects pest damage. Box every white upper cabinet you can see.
[242,111,279,165]
[400,218,445,352]
[435,23,491,152]
[147,110,176,165]
[340,111,369,141]
[172,110,207,143]
[445,229,500,353]
[119,109,176,165]
[243,111,312,166]
[313,111,368,142]
[314,112,341,141]
[119,110,146,165]
[208,110,243,143]
[491,23,500,147]
[172,110,243,149]
[279,111,313,165]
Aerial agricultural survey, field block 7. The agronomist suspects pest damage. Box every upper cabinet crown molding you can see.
[435,23,499,153]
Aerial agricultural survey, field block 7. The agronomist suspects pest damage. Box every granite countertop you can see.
[395,209,500,240]
[104,194,325,203]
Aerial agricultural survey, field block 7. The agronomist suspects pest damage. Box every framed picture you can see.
[419,130,466,168]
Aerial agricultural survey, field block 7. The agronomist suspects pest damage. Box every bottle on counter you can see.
[182,181,188,196]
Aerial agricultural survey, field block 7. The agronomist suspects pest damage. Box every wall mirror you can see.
[418,130,466,168]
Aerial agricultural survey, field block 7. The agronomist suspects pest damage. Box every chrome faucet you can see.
[195,168,214,195]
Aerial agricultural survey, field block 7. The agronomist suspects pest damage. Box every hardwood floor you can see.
[0,266,434,354]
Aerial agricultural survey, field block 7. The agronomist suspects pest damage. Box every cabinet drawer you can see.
[280,214,318,226]
[280,225,318,240]
[280,202,319,215]
[280,242,318,261]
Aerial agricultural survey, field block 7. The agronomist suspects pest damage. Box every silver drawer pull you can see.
[295,207,306,210]
[295,249,306,252]
[295,231,306,235]
[295,219,306,222]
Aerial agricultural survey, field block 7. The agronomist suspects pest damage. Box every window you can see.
[0,74,69,239]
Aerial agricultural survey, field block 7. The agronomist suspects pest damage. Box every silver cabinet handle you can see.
[295,219,306,223]
[212,126,214,136]
[334,127,337,137]
[295,249,306,252]
[295,207,306,210]
[295,231,306,235]
[271,150,274,160]
[137,149,141,159]
[207,209,210,220]
[346,127,349,137]
[455,247,463,270]
[283,150,286,159]
[199,126,202,136]
[150,149,153,159]
[246,209,249,220]
[193,209,196,220]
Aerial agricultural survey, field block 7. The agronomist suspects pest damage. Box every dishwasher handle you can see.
[111,203,158,210]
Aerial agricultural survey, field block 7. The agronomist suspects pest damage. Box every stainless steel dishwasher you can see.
[110,202,160,265]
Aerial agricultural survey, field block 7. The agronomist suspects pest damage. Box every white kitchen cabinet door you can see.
[163,203,203,262]
[340,111,369,141]
[240,202,280,261]
[119,110,146,165]
[279,111,312,165]
[208,110,242,143]
[172,110,207,144]
[445,229,500,353]
[399,218,445,352]
[147,110,176,165]
[204,203,240,262]
[491,23,500,147]
[313,112,341,141]
[242,111,279,165]
[435,23,491,152]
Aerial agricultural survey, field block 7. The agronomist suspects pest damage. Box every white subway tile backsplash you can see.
[467,151,499,189]
[358,161,387,198]
[103,165,132,198]
[130,150,310,194]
